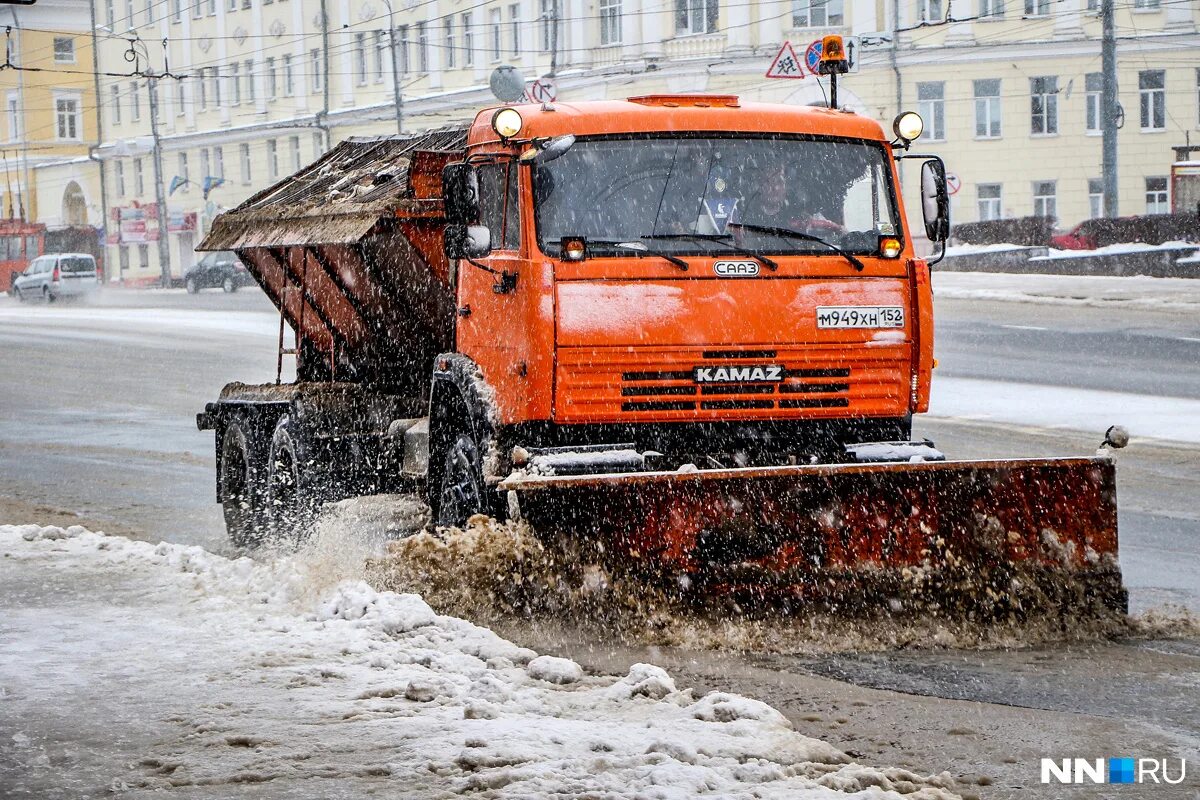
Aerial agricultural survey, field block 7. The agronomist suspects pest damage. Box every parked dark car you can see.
[184,251,254,293]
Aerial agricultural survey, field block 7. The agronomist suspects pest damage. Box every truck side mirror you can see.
[444,224,492,261]
[920,159,951,243]
[442,162,480,226]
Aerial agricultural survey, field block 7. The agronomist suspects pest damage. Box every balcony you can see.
[663,32,728,61]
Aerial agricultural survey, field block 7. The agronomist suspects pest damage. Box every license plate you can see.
[816,306,905,329]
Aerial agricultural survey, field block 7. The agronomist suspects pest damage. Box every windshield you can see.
[534,135,899,258]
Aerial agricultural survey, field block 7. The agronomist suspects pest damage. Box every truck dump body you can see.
[200,128,468,391]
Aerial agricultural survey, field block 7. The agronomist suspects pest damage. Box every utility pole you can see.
[549,0,558,76]
[320,0,331,151]
[88,0,110,278]
[1100,0,1119,216]
[381,0,403,135]
[147,76,172,287]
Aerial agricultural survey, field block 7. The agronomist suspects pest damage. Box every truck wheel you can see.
[267,416,317,540]
[220,423,265,548]
[186,277,199,294]
[436,431,487,529]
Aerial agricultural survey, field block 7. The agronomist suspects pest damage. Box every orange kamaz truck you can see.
[198,86,1125,616]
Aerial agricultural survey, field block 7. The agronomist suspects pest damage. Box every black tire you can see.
[42,286,54,303]
[222,276,237,293]
[266,416,318,541]
[435,430,488,529]
[186,277,199,294]
[220,423,266,548]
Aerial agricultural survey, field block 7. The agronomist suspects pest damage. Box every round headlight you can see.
[491,108,523,139]
[893,111,924,142]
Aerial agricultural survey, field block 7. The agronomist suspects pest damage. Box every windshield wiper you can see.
[727,223,865,272]
[641,233,779,271]
[583,240,690,271]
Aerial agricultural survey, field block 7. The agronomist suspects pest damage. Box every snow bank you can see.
[933,272,1200,312]
[1,523,964,799]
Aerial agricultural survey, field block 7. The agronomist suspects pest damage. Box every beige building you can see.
[92,0,1199,282]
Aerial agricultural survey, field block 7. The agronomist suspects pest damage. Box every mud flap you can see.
[500,458,1125,618]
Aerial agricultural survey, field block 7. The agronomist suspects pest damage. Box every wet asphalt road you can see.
[1,286,1199,798]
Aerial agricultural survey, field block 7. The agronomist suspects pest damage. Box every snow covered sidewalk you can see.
[932,272,1200,312]
[0,524,962,799]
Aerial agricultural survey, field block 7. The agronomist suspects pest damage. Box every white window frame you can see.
[178,152,190,189]
[917,81,945,141]
[792,0,844,27]
[508,5,520,56]
[1085,72,1101,134]
[973,79,1001,138]
[1139,70,1165,132]
[600,0,622,44]
[1145,177,1168,214]
[230,63,241,105]
[417,22,429,73]
[289,135,301,171]
[918,0,943,23]
[1030,76,1058,136]
[265,57,277,99]
[5,92,18,141]
[675,0,718,34]
[1087,178,1104,218]
[239,143,252,184]
[373,30,386,81]
[977,183,1002,221]
[1033,180,1056,219]
[245,59,256,102]
[115,160,126,196]
[354,32,367,86]
[462,13,474,67]
[53,92,82,141]
[311,49,323,91]
[490,8,503,59]
[444,18,455,69]
[134,157,145,196]
[53,37,75,64]
[1024,0,1050,15]
[283,53,294,96]
[110,85,122,125]
[214,146,225,181]
[979,0,1004,18]
[267,139,279,180]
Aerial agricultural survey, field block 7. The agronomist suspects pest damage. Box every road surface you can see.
[1,284,1198,798]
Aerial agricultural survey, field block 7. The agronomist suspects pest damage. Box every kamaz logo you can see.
[713,260,760,277]
[694,365,784,383]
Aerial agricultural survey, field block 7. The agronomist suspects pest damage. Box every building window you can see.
[267,139,279,180]
[242,0,251,9]
[129,82,141,120]
[53,37,75,64]
[490,8,503,59]
[144,0,154,24]
[227,0,237,10]
[1145,177,1168,213]
[600,0,622,43]
[1030,76,1057,135]
[508,5,520,56]
[354,32,367,85]
[192,0,202,18]
[178,152,189,187]
[230,63,241,105]
[1024,0,1049,14]
[417,22,429,72]
[118,245,129,274]
[977,184,1001,221]
[539,0,555,50]
[973,79,1001,138]
[265,57,277,99]
[283,54,294,95]
[311,48,324,90]
[979,0,1003,18]
[134,158,144,196]
[115,161,126,196]
[107,0,116,26]
[1033,180,1056,219]
[206,0,216,15]
[444,18,455,69]
[1133,0,1160,8]
[210,67,222,107]
[240,143,251,184]
[1085,72,1101,133]
[462,13,474,67]
[138,244,150,271]
[200,149,210,185]
[1139,70,1165,131]
[917,82,945,140]
[675,0,718,34]
[1088,178,1104,218]
[55,96,81,140]
[197,70,208,109]
[396,28,409,73]
[6,93,18,141]
[244,59,256,102]
[289,135,301,171]
[917,0,942,22]
[792,0,844,27]
[171,0,181,22]
[214,146,224,180]
[110,86,122,125]
[373,30,386,81]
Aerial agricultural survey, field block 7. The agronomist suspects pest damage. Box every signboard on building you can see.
[118,207,147,244]
[167,210,198,232]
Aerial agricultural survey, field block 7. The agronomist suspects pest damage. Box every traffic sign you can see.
[946,173,962,195]
[526,76,558,103]
[805,37,861,75]
[765,41,805,80]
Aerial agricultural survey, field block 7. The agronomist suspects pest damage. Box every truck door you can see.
[454,159,546,422]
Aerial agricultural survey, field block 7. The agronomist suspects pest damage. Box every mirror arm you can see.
[926,239,947,267]
[465,256,518,294]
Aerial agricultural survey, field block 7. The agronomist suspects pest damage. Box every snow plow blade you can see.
[501,457,1125,617]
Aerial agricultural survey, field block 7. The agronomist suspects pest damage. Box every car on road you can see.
[184,251,254,294]
[11,253,100,302]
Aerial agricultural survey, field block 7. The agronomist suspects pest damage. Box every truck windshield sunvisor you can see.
[533,135,901,259]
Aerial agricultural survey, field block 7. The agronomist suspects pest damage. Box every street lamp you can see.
[379,0,403,135]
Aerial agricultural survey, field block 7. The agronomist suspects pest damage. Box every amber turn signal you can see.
[561,236,586,261]
[880,236,902,258]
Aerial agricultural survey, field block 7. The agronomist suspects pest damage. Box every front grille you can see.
[557,346,908,423]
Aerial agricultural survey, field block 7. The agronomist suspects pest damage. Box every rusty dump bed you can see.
[199,128,468,388]
[503,457,1126,616]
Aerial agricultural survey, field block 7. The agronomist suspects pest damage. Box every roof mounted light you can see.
[491,107,524,140]
[892,111,924,144]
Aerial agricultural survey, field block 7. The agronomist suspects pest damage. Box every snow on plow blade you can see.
[501,457,1126,617]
